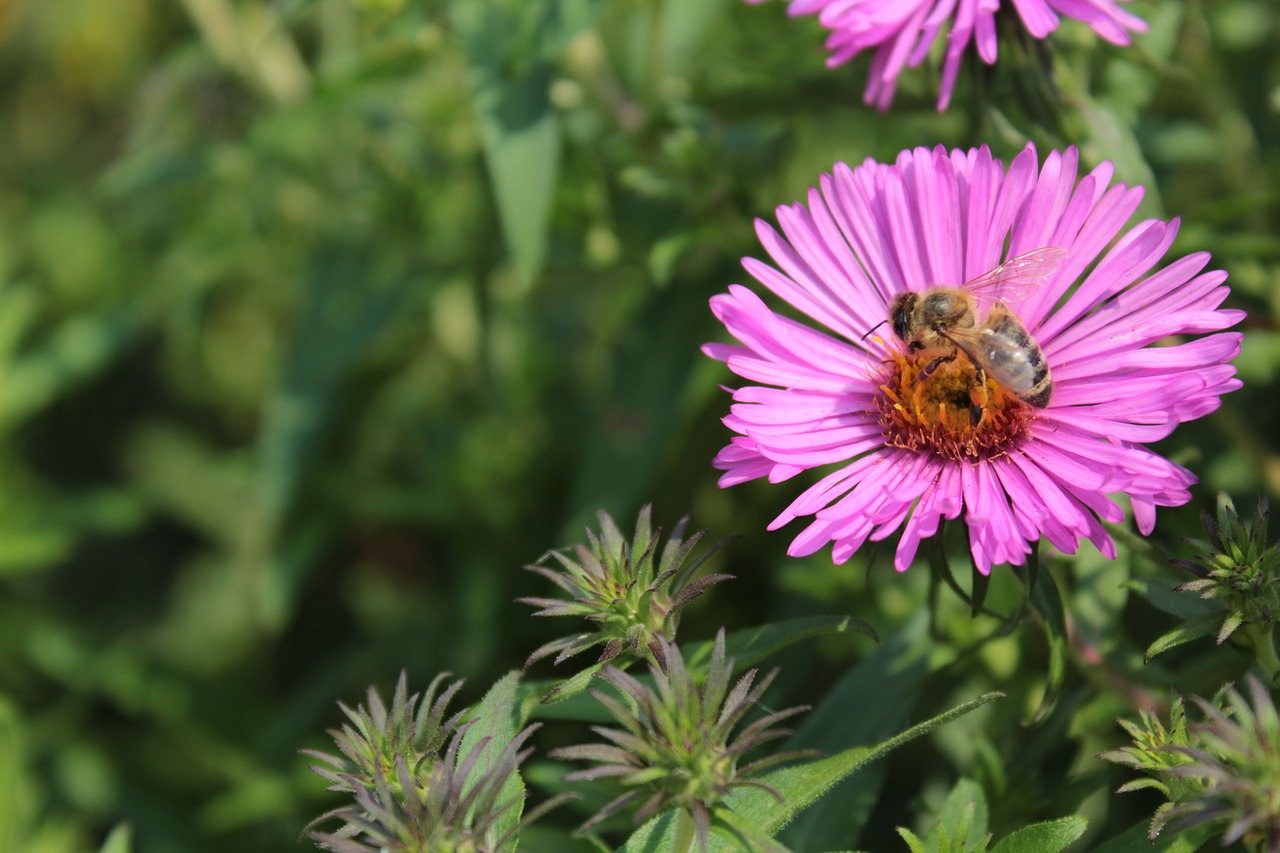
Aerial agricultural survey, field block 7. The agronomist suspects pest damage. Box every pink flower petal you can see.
[754,0,1146,110]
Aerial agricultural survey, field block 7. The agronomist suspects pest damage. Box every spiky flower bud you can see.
[304,671,466,805]
[549,629,817,850]
[519,506,733,668]
[303,674,565,852]
[1098,693,1206,837]
[1172,495,1280,658]
[1104,677,1280,851]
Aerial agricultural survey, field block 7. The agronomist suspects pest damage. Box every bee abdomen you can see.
[1021,376,1053,408]
[979,311,1053,408]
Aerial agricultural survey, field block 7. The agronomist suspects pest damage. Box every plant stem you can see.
[672,809,697,853]
[1245,623,1280,684]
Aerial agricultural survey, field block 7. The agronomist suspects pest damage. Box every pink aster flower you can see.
[704,144,1244,575]
[746,0,1147,110]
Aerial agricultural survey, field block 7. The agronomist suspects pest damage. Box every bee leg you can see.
[919,353,955,379]
[969,366,988,427]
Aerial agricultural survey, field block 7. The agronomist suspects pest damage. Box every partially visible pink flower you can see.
[704,144,1243,574]
[747,0,1147,110]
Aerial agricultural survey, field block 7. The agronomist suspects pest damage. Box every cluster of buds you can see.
[1099,692,1207,837]
[1103,677,1280,852]
[306,508,810,852]
[1171,495,1280,674]
[521,509,817,848]
[303,673,563,852]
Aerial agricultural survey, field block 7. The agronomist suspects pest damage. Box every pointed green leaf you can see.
[780,616,928,850]
[459,671,525,846]
[259,245,408,521]
[691,615,878,674]
[1029,568,1067,723]
[658,0,730,71]
[452,0,560,284]
[527,661,608,712]
[1144,611,1228,662]
[1216,610,1246,644]
[898,827,929,853]
[1088,818,1214,852]
[714,808,793,853]
[98,823,134,853]
[0,698,25,853]
[931,779,989,851]
[1126,578,1220,620]
[524,615,872,717]
[989,817,1086,853]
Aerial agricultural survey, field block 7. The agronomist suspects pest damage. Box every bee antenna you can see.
[860,319,888,342]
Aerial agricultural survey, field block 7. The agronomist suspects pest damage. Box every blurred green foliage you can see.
[0,0,1276,851]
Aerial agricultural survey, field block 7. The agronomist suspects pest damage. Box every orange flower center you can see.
[876,346,1032,461]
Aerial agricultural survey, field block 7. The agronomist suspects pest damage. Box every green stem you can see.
[672,809,697,853]
[1245,622,1280,684]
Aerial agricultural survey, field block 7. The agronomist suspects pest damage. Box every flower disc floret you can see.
[877,346,1032,461]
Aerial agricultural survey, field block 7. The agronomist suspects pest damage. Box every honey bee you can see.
[888,247,1066,413]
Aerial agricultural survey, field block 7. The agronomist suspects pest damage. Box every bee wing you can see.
[941,323,1043,397]
[961,246,1068,299]
[939,325,997,358]
[942,322,1029,376]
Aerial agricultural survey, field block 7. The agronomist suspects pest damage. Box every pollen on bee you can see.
[877,348,1032,461]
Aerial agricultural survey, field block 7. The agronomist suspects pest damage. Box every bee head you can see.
[889,292,917,342]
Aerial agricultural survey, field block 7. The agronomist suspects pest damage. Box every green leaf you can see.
[0,698,25,853]
[931,779,989,852]
[452,0,561,285]
[618,692,1005,851]
[0,304,137,435]
[259,244,408,521]
[528,661,608,711]
[524,615,871,716]
[690,615,878,673]
[780,616,928,850]
[898,827,929,853]
[459,671,525,847]
[1144,611,1227,662]
[1126,578,1220,620]
[1088,818,1214,853]
[1216,610,1246,644]
[1077,96,1164,220]
[98,823,134,853]
[989,816,1086,853]
[714,808,793,853]
[1029,568,1067,723]
[563,283,725,522]
[658,0,730,72]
